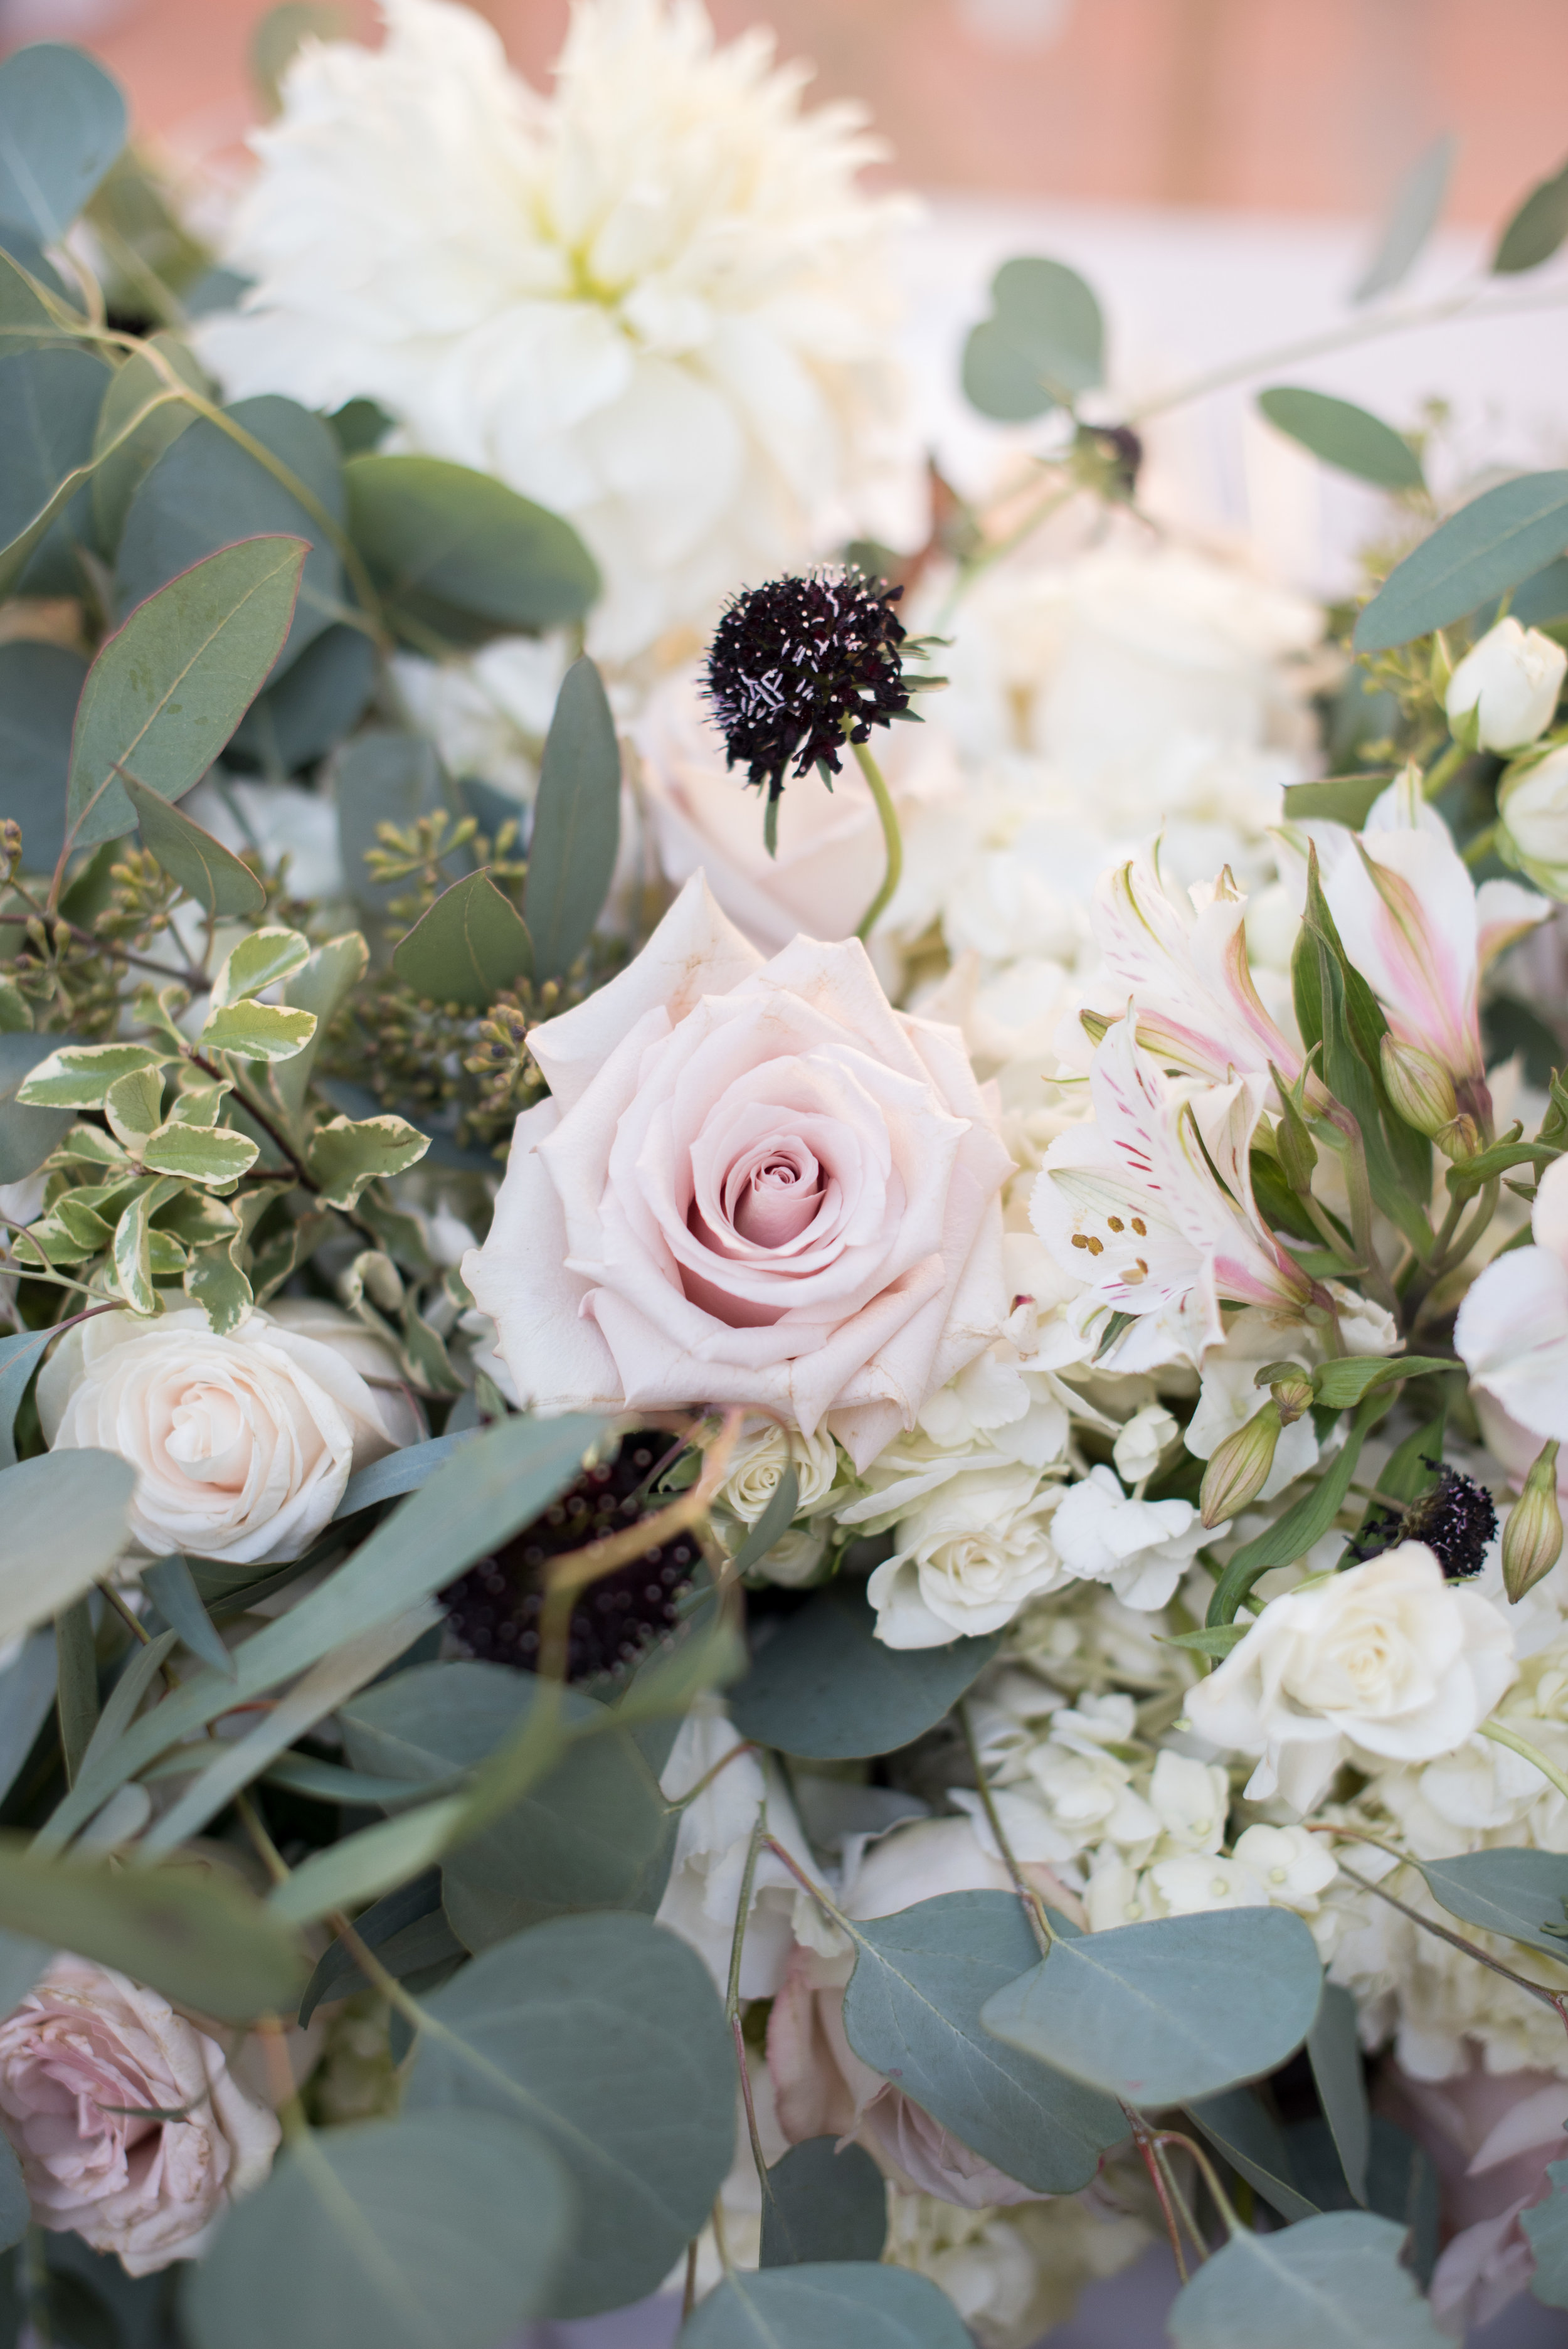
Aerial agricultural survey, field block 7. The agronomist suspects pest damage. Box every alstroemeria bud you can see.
[1435,1112,1481,1165]
[1503,1440,1563,1603]
[1269,1373,1314,1424]
[1446,617,1567,754]
[1200,1401,1283,1529]
[1379,1035,1459,1139]
[1498,743,1568,903]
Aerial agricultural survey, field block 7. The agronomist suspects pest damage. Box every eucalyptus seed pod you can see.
[1379,1035,1458,1140]
[1200,1401,1283,1530]
[1503,1440,1564,1603]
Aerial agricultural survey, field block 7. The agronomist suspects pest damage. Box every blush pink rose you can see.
[464,874,1013,1468]
[0,1956,281,2275]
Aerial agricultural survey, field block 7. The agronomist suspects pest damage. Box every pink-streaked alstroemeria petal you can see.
[1454,1242,1568,1444]
[1324,820,1483,1078]
[1476,876,1552,972]
[1089,852,1303,1089]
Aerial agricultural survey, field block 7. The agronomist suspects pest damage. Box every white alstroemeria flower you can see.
[867,1461,1068,1648]
[1150,1852,1269,1914]
[1051,1464,1213,1611]
[1231,1823,1337,1911]
[1146,1751,1231,1854]
[201,0,923,663]
[1032,1017,1318,1342]
[1318,769,1548,1120]
[1111,1403,1179,1486]
[1185,1543,1517,1815]
[1457,1154,1568,1463]
[1446,618,1566,755]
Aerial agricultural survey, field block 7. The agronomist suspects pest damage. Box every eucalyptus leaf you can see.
[1410,1845,1568,1966]
[90,332,204,554]
[980,1906,1322,2106]
[1306,1982,1371,2205]
[140,1553,235,1678]
[1189,2087,1319,2225]
[405,1911,734,2318]
[275,930,368,1121]
[731,1464,800,1577]
[297,1872,463,2027]
[0,1032,77,1182]
[1258,388,1423,492]
[181,2111,573,2349]
[0,1834,304,2018]
[729,1579,1000,1761]
[0,1635,58,1808]
[1167,2210,1446,2348]
[0,1449,135,1643]
[961,256,1103,423]
[760,2138,887,2269]
[228,620,375,775]
[0,640,88,878]
[267,1795,472,1927]
[841,1892,1124,2192]
[344,452,599,646]
[124,773,265,916]
[68,534,308,849]
[0,1321,56,1468]
[1494,154,1568,275]
[0,344,112,597]
[393,869,532,1009]
[335,1428,480,1519]
[333,729,445,914]
[1522,2158,1568,2305]
[524,655,620,981]
[1352,133,1456,302]
[53,1595,97,1789]
[1353,472,1568,655]
[680,2265,970,2348]
[0,44,125,243]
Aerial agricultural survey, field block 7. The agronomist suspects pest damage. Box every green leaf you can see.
[54,1593,98,1786]
[961,255,1103,422]
[212,923,311,1006]
[185,1236,253,1333]
[0,639,88,878]
[1352,133,1456,303]
[1523,2159,1568,2305]
[729,1579,1000,1761]
[1258,388,1424,493]
[0,344,112,597]
[77,1628,174,1787]
[1207,1391,1390,1626]
[307,1113,430,1209]
[229,620,375,775]
[1353,472,1568,655]
[344,452,599,647]
[1410,1846,1568,1966]
[1307,1983,1370,2207]
[181,2111,573,2349]
[103,1064,163,1148]
[1312,1355,1453,1409]
[0,1325,54,1469]
[1164,1624,1248,1659]
[393,869,532,1009]
[405,1911,734,2318]
[123,773,265,916]
[140,1120,260,1186]
[1167,2210,1447,2347]
[0,45,125,243]
[336,1429,479,1519]
[1493,154,1568,275]
[680,2266,971,2348]
[16,1039,166,1108]
[68,534,308,849]
[1281,773,1395,829]
[117,395,346,675]
[1189,2087,1318,2225]
[112,1186,164,1313]
[297,1872,460,2027]
[267,1796,472,1928]
[0,1833,304,2018]
[841,1892,1123,2192]
[274,930,368,1122]
[199,999,317,1061]
[760,2139,887,2269]
[0,1448,134,1641]
[90,332,204,554]
[0,2131,24,2258]
[524,655,620,981]
[140,1552,235,1678]
[0,1030,78,1178]
[731,1464,800,1577]
[980,1906,1323,2106]
[333,729,445,915]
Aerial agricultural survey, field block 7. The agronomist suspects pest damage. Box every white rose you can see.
[1499,743,1568,900]
[718,1419,840,1525]
[0,1956,280,2275]
[867,1462,1067,1649]
[1446,618,1566,754]
[1050,1465,1210,1611]
[39,1304,421,1567]
[1111,1404,1179,1487]
[1185,1544,1517,1815]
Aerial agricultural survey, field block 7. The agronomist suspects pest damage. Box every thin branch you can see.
[958,1699,1054,1953]
[726,1807,772,2200]
[0,909,208,990]
[1334,1855,1568,2017]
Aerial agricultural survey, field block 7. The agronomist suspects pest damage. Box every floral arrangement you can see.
[3,8,1568,2348]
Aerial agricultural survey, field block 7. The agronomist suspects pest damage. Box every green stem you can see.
[1480,1718,1568,1809]
[852,740,902,943]
[958,1699,1055,1951]
[726,1807,772,2199]
[938,475,1083,623]
[1463,823,1500,867]
[1421,741,1468,801]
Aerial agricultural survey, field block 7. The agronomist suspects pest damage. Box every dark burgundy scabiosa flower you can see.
[442,1433,699,1682]
[702,565,910,805]
[1350,1462,1499,1582]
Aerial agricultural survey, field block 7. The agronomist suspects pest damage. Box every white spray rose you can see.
[1499,743,1568,900]
[867,1463,1067,1649]
[1185,1544,1517,1814]
[718,1419,840,1525]
[38,1304,421,1566]
[1049,1466,1212,1611]
[1446,619,1566,754]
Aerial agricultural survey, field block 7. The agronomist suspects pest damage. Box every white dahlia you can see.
[200,0,924,662]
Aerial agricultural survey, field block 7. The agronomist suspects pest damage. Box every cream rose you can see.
[0,1956,280,2275]
[464,874,1014,1467]
[1185,1544,1517,1814]
[716,1418,840,1525]
[867,1461,1067,1649]
[39,1303,422,1566]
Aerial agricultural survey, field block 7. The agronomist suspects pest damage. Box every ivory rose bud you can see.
[464,875,1014,1468]
[39,1303,421,1566]
[716,1419,840,1525]
[867,1462,1067,1649]
[1446,618,1566,754]
[1185,1544,1516,1814]
[0,1956,280,2275]
[1499,743,1568,899]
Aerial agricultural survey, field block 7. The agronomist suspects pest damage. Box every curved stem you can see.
[852,741,902,943]
[1480,1717,1568,1810]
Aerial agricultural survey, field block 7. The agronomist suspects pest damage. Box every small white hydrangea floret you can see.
[1149,1852,1269,1915]
[1050,1464,1212,1611]
[1231,1822,1337,1911]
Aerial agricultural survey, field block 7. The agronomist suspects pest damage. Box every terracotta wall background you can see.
[3,0,1567,230]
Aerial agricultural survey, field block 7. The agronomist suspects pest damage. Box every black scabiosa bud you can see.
[442,1432,698,1681]
[703,566,910,809]
[1349,1461,1498,1581]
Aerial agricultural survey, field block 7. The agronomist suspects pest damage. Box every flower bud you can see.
[1503,1439,1563,1603]
[1498,743,1568,903]
[1446,618,1567,754]
[1379,1035,1458,1139]
[1200,1400,1282,1529]
[1269,1374,1315,1424]
[1434,1112,1481,1165]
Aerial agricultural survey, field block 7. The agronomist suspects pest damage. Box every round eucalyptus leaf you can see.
[729,1580,999,1761]
[181,2110,573,2349]
[0,44,125,245]
[1168,2210,1447,2348]
[680,2264,971,2348]
[1411,1845,1568,1966]
[0,639,87,878]
[1522,2158,1568,2304]
[760,2139,887,2269]
[405,1911,734,2317]
[228,620,376,773]
[980,1905,1322,2108]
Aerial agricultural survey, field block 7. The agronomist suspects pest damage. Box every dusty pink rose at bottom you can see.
[0,1956,280,2275]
